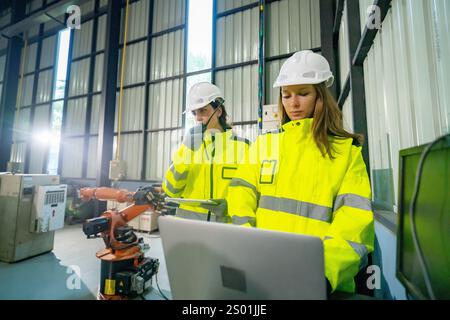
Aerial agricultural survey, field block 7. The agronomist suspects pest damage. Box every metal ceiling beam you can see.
[0,0,92,38]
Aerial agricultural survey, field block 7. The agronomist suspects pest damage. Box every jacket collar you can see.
[281,118,314,139]
[203,128,232,142]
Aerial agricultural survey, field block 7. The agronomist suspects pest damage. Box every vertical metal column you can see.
[346,0,370,172]
[82,0,100,178]
[96,0,121,191]
[211,0,217,84]
[181,0,189,128]
[42,20,62,174]
[58,28,75,176]
[319,0,338,99]
[332,0,344,99]
[24,23,44,173]
[257,0,265,132]
[0,0,26,171]
[141,0,154,180]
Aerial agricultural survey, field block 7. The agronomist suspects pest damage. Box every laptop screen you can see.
[159,216,327,300]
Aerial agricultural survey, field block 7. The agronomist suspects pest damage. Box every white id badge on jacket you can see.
[259,160,277,184]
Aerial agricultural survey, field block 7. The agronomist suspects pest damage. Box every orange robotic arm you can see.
[79,187,135,203]
[81,186,163,250]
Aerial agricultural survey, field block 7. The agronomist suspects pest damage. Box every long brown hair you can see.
[278,83,363,159]
[211,98,232,130]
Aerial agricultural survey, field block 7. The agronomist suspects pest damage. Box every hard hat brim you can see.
[183,102,210,114]
[273,76,334,88]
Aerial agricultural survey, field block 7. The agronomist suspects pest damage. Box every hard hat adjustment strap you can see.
[204,106,221,132]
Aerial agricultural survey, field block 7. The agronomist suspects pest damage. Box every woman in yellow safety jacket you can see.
[227,50,375,293]
[163,82,249,223]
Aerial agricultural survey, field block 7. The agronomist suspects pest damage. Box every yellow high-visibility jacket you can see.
[227,118,374,293]
[163,129,249,222]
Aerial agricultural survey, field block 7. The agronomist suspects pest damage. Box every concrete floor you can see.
[0,224,172,300]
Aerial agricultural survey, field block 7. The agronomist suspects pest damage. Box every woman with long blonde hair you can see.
[228,50,374,294]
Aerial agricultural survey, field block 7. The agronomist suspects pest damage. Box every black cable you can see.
[409,134,449,300]
[155,273,170,300]
[201,106,221,162]
[204,109,219,223]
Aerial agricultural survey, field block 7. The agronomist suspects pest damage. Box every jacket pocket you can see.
[221,166,238,180]
[259,159,278,185]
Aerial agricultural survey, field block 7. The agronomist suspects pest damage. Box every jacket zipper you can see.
[208,135,216,221]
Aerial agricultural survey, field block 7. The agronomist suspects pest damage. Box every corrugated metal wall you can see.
[36,69,53,103]
[215,7,259,67]
[0,8,12,161]
[12,108,31,141]
[24,43,37,73]
[20,75,34,107]
[146,0,185,181]
[61,138,84,178]
[86,24,103,179]
[59,0,187,181]
[25,30,56,174]
[63,0,186,181]
[265,58,286,105]
[146,129,183,181]
[153,0,185,33]
[120,0,149,41]
[363,0,450,209]
[215,65,259,124]
[0,6,10,30]
[266,0,321,57]
[40,36,56,68]
[65,98,87,136]
[0,34,8,52]
[150,30,184,80]
[62,0,106,179]
[214,1,259,142]
[148,79,184,130]
[214,0,321,143]
[63,37,90,177]
[337,3,352,141]
[29,104,50,173]
[341,94,353,133]
[118,41,147,86]
[114,0,186,181]
[266,0,321,105]
[217,0,255,13]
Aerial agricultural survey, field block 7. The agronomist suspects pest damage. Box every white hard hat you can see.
[273,50,334,88]
[185,82,224,113]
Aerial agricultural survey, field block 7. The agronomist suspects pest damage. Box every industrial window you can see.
[46,28,71,175]
[184,0,213,131]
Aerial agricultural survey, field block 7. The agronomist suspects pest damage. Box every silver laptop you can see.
[158,216,327,300]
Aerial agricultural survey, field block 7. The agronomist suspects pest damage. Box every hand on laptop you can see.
[200,198,228,217]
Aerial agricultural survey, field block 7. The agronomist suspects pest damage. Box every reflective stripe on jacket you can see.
[227,118,374,293]
[163,129,249,222]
